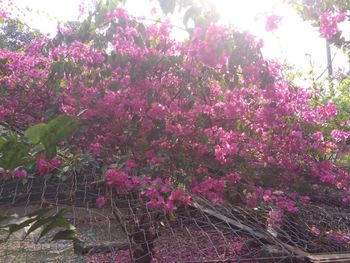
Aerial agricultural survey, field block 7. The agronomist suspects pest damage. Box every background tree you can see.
[0,19,41,51]
[0,0,350,234]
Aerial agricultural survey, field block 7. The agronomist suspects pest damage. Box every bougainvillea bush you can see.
[0,0,350,226]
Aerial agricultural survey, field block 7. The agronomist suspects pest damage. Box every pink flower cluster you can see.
[96,196,106,208]
[265,15,283,31]
[105,168,190,211]
[1,6,350,215]
[267,209,284,226]
[189,25,229,68]
[105,169,140,191]
[192,177,226,204]
[11,169,27,178]
[331,129,350,143]
[141,181,190,212]
[317,102,337,121]
[191,173,240,204]
[319,11,346,39]
[257,188,302,214]
[37,155,61,175]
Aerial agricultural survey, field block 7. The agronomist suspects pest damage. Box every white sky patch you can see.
[211,0,348,76]
[8,0,349,78]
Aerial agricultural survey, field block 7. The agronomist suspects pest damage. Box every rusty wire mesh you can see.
[1,173,350,263]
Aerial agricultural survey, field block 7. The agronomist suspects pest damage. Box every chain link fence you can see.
[1,173,350,262]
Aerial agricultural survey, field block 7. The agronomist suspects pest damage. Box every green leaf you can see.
[8,218,38,235]
[39,217,71,240]
[0,208,51,237]
[45,146,57,161]
[0,136,6,148]
[24,216,54,239]
[40,115,78,160]
[52,229,77,241]
[24,124,46,145]
[0,136,31,169]
[25,208,71,239]
[26,208,52,218]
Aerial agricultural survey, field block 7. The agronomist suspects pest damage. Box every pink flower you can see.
[165,201,176,212]
[0,105,8,121]
[331,129,350,143]
[147,103,167,119]
[104,169,139,192]
[124,159,137,172]
[312,131,324,141]
[37,155,61,175]
[96,196,106,207]
[190,25,229,68]
[160,179,171,193]
[268,209,284,226]
[192,177,225,204]
[311,226,321,236]
[105,169,128,188]
[276,199,298,213]
[246,193,258,208]
[149,156,164,165]
[301,196,310,202]
[89,142,101,155]
[317,102,337,120]
[196,166,208,174]
[151,7,157,15]
[4,5,350,216]
[182,195,191,205]
[265,15,283,31]
[11,169,27,178]
[169,188,185,201]
[196,144,209,155]
[342,196,350,202]
[165,124,183,135]
[319,12,346,39]
[225,172,241,183]
[263,190,272,202]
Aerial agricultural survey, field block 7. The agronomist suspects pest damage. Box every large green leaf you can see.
[24,216,54,239]
[25,207,71,239]
[26,207,52,218]
[0,136,30,169]
[52,229,77,241]
[0,136,6,148]
[0,207,76,242]
[23,115,78,159]
[40,115,78,160]
[39,217,72,240]
[8,218,38,235]
[24,124,45,145]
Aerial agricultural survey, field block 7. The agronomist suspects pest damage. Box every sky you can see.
[7,0,349,79]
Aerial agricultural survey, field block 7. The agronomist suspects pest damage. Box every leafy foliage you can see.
[0,115,77,172]
[0,19,41,51]
[0,207,77,242]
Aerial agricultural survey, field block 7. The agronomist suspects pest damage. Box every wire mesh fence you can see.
[1,173,350,262]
